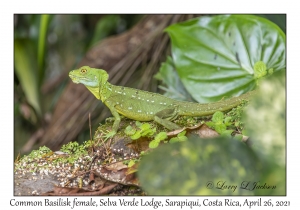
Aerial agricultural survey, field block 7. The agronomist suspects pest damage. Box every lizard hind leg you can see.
[153,108,181,130]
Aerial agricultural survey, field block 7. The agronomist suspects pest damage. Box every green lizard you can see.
[69,66,255,139]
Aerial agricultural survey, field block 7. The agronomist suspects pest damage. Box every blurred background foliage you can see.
[14,14,286,195]
[14,14,142,155]
[138,69,286,195]
[138,15,286,195]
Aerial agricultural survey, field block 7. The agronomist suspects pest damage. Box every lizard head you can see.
[69,66,109,88]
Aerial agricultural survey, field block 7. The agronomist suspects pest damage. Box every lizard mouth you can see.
[69,74,91,84]
[69,74,80,83]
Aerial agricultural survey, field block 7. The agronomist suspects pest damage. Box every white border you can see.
[2,0,299,209]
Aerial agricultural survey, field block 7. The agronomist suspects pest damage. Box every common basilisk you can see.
[69,66,255,139]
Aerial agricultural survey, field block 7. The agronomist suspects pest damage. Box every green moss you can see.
[205,100,249,137]
[226,100,249,131]
[14,146,52,171]
[15,138,95,173]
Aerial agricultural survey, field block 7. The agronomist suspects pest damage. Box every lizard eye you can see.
[81,68,87,74]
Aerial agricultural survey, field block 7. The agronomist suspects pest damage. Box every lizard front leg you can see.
[153,108,181,130]
[103,102,121,140]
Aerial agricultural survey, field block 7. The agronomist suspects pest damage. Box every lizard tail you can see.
[177,90,256,116]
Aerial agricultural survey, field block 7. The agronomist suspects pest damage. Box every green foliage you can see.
[154,56,192,101]
[89,15,122,47]
[14,15,143,157]
[137,15,286,195]
[206,111,233,136]
[27,146,52,159]
[127,159,136,168]
[149,132,168,149]
[257,14,286,33]
[14,38,41,118]
[169,130,188,143]
[140,123,152,134]
[253,61,267,79]
[268,68,274,75]
[233,134,243,141]
[83,139,94,148]
[124,125,136,136]
[138,137,263,195]
[37,14,50,86]
[130,132,141,140]
[242,70,286,195]
[211,111,224,124]
[173,116,198,128]
[14,15,52,118]
[15,141,94,174]
[148,140,160,149]
[226,100,249,129]
[154,131,168,141]
[14,146,52,171]
[206,102,249,137]
[125,122,156,141]
[61,141,87,155]
[59,141,90,164]
[135,121,142,127]
[243,70,285,165]
[164,15,286,103]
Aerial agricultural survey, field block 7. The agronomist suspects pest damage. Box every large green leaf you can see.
[165,15,286,103]
[37,14,50,86]
[14,39,41,116]
[154,56,192,101]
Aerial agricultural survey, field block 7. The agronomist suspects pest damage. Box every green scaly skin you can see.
[69,66,255,139]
